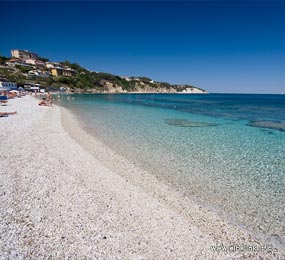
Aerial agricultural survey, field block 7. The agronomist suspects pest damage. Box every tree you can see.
[0,56,9,65]
[15,65,32,73]
[38,56,49,62]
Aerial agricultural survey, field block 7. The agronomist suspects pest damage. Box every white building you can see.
[28,70,40,76]
[0,81,17,90]
[24,83,41,92]
[24,59,46,67]
[121,76,131,81]
[28,70,50,77]
[25,59,37,65]
[46,62,63,69]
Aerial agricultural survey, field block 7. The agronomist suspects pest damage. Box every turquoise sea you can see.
[57,93,285,248]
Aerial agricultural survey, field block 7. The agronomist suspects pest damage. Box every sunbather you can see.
[0,111,17,117]
[39,98,50,106]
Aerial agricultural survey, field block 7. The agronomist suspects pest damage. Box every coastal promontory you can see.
[0,52,207,94]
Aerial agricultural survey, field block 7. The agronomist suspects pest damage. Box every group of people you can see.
[38,91,52,106]
[0,90,21,117]
[1,90,54,118]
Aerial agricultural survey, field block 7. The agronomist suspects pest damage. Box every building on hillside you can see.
[23,83,42,92]
[11,49,38,60]
[5,58,20,67]
[121,76,131,81]
[28,70,50,77]
[0,81,17,90]
[51,67,76,77]
[46,62,64,69]
[25,59,37,65]
[24,59,46,68]
[6,58,34,68]
[34,60,46,67]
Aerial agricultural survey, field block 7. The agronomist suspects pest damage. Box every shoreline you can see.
[0,95,283,259]
[60,102,285,252]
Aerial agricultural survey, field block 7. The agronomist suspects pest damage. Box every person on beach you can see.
[46,91,52,105]
[38,98,50,106]
[0,111,17,117]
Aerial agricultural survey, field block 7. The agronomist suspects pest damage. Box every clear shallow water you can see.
[57,93,285,247]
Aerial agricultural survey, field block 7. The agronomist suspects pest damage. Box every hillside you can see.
[0,57,207,94]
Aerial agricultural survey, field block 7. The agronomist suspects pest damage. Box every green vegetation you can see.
[0,56,9,65]
[0,56,204,93]
[38,56,49,62]
[15,65,33,73]
[60,61,87,73]
[0,68,26,84]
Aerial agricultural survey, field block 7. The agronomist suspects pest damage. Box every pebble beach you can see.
[0,95,284,260]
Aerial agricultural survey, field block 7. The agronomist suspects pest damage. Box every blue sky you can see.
[1,1,285,93]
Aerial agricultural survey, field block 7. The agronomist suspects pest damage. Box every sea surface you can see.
[56,93,285,248]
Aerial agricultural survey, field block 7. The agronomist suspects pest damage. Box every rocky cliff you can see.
[70,79,207,94]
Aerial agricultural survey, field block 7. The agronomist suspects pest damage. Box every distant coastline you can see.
[68,85,207,94]
[0,50,207,94]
